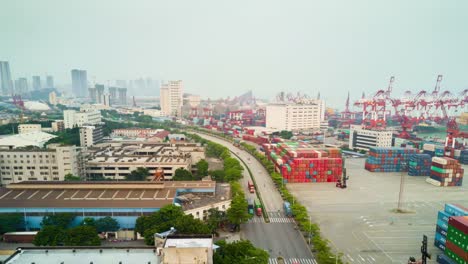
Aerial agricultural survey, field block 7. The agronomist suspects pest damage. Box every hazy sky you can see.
[1,0,468,107]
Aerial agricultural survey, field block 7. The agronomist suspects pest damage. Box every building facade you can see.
[14,78,28,95]
[32,76,41,90]
[0,61,13,95]
[71,69,88,97]
[51,120,65,132]
[79,124,104,147]
[18,124,42,134]
[63,109,102,129]
[0,145,80,184]
[48,91,57,105]
[160,80,183,117]
[349,125,393,150]
[45,75,54,88]
[266,102,322,131]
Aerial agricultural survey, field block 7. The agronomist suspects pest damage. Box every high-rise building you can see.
[266,102,323,131]
[108,87,117,104]
[14,78,28,95]
[102,93,111,107]
[71,69,88,97]
[79,124,104,147]
[0,61,13,95]
[32,76,41,90]
[63,109,102,129]
[160,80,183,117]
[95,84,104,104]
[115,80,127,88]
[46,75,54,88]
[118,88,127,105]
[88,88,97,103]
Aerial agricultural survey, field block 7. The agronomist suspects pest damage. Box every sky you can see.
[1,0,468,108]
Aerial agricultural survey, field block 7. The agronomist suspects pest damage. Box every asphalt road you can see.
[193,132,315,263]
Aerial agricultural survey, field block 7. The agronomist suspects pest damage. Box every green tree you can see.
[65,226,101,246]
[33,226,67,246]
[0,213,24,234]
[172,168,194,181]
[64,173,81,181]
[95,217,120,232]
[224,168,243,182]
[125,168,149,181]
[279,130,293,139]
[213,240,269,264]
[196,159,209,177]
[41,213,75,228]
[81,217,96,227]
[210,170,226,182]
[45,127,80,146]
[226,196,250,231]
[207,208,225,235]
[174,214,211,234]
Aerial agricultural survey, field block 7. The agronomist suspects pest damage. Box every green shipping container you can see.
[431,166,446,173]
[447,225,468,251]
[445,248,465,264]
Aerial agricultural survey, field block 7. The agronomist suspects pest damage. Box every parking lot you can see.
[287,158,467,264]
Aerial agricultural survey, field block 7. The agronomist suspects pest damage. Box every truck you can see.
[247,198,254,215]
[3,231,38,243]
[284,201,292,217]
[247,180,255,193]
[255,199,263,216]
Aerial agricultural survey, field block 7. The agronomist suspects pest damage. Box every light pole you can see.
[329,255,338,264]
[397,162,407,212]
[308,215,312,245]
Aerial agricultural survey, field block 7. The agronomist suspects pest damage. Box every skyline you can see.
[2,0,468,106]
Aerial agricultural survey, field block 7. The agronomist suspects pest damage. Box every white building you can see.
[266,102,322,131]
[160,80,183,117]
[79,124,104,147]
[63,109,102,129]
[0,131,57,149]
[143,108,163,117]
[0,144,81,184]
[184,94,201,107]
[48,91,57,105]
[18,124,42,134]
[349,125,393,150]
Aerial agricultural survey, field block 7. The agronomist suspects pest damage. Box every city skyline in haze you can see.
[1,0,468,106]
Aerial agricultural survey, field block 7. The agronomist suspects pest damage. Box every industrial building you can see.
[0,180,225,230]
[266,102,323,131]
[63,109,102,129]
[0,131,57,149]
[0,144,81,184]
[85,142,205,181]
[349,125,393,150]
[112,128,164,138]
[79,124,105,147]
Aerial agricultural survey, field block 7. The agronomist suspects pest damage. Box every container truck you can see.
[3,231,38,243]
[255,199,263,216]
[247,181,255,193]
[284,201,292,217]
[247,198,254,215]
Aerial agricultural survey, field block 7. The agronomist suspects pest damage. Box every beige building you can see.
[160,80,183,117]
[0,144,81,184]
[18,124,42,134]
[63,109,102,129]
[48,91,57,105]
[79,124,104,147]
[349,124,393,150]
[266,102,323,131]
[181,183,231,221]
[85,142,205,180]
[51,120,65,132]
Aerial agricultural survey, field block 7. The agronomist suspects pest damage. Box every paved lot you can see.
[288,158,467,264]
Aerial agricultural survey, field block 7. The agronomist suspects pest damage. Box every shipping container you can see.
[429,158,465,187]
[3,232,38,243]
[365,147,418,172]
[408,154,432,176]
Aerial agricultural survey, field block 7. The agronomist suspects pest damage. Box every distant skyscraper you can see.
[160,80,183,117]
[95,84,104,104]
[71,69,88,97]
[14,78,28,95]
[32,76,42,90]
[115,80,127,88]
[88,87,97,103]
[108,87,117,104]
[118,88,127,105]
[0,61,13,95]
[46,75,54,88]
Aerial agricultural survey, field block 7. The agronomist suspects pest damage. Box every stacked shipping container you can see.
[460,150,468,165]
[364,147,418,172]
[266,142,343,183]
[428,157,464,187]
[434,204,468,255]
[242,134,270,145]
[408,154,432,176]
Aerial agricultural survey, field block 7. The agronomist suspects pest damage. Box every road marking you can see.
[347,254,354,261]
[358,254,365,261]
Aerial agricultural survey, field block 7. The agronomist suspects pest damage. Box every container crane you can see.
[361,76,394,130]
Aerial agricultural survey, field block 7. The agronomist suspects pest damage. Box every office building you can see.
[79,124,104,147]
[18,124,42,134]
[183,94,201,107]
[71,69,88,97]
[349,125,393,150]
[118,87,127,105]
[102,93,111,106]
[48,91,57,105]
[32,76,41,90]
[45,75,54,88]
[63,109,102,129]
[0,144,80,184]
[160,80,183,117]
[85,142,205,181]
[88,87,97,103]
[0,61,13,95]
[266,102,323,131]
[109,86,117,104]
[14,78,28,95]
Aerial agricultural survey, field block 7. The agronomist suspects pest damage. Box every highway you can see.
[193,132,315,263]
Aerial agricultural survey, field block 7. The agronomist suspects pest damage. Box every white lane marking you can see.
[347,254,354,262]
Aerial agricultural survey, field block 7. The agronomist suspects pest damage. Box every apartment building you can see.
[160,80,183,117]
[79,124,105,147]
[349,125,393,150]
[85,142,205,180]
[63,109,102,129]
[0,144,81,184]
[266,102,322,131]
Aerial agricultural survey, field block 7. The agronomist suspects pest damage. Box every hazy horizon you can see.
[2,0,468,107]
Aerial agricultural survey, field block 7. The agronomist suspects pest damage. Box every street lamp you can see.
[329,254,338,264]
[397,162,407,212]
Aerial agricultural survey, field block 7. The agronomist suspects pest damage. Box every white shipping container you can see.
[432,157,448,165]
[426,177,441,186]
[423,144,436,151]
[276,159,283,165]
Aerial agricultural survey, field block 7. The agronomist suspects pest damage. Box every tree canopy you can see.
[95,217,120,232]
[213,240,269,264]
[41,213,75,228]
[64,173,81,181]
[33,226,68,246]
[45,127,80,146]
[196,159,209,178]
[172,168,194,181]
[0,213,24,234]
[125,167,149,181]
[65,226,101,246]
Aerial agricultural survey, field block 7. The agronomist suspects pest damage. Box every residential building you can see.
[95,84,104,104]
[79,124,104,147]
[88,87,97,102]
[0,144,80,184]
[14,78,28,95]
[349,125,393,150]
[32,76,41,90]
[63,109,102,129]
[160,80,183,117]
[0,131,56,149]
[266,102,322,131]
[0,61,13,95]
[143,108,163,117]
[71,69,88,97]
[183,94,201,107]
[109,86,117,104]
[51,120,64,132]
[45,75,54,88]
[18,124,42,134]
[85,142,205,180]
[48,91,57,105]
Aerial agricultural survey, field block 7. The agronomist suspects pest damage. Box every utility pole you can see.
[397,162,407,212]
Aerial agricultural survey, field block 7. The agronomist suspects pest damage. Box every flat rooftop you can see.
[178,183,231,211]
[0,181,216,209]
[4,247,158,264]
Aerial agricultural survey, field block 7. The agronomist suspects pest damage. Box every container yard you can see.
[408,154,432,176]
[434,204,467,264]
[365,147,418,172]
[427,157,465,187]
[264,141,342,183]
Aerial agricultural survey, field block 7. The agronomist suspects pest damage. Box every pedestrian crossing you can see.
[268,211,295,224]
[268,258,317,264]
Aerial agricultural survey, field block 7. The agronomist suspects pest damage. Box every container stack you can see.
[423,143,436,157]
[242,135,270,145]
[364,147,418,172]
[427,157,464,187]
[434,204,468,253]
[266,142,343,183]
[459,150,468,165]
[408,154,432,176]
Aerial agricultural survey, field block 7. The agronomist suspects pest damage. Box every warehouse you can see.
[0,180,223,230]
